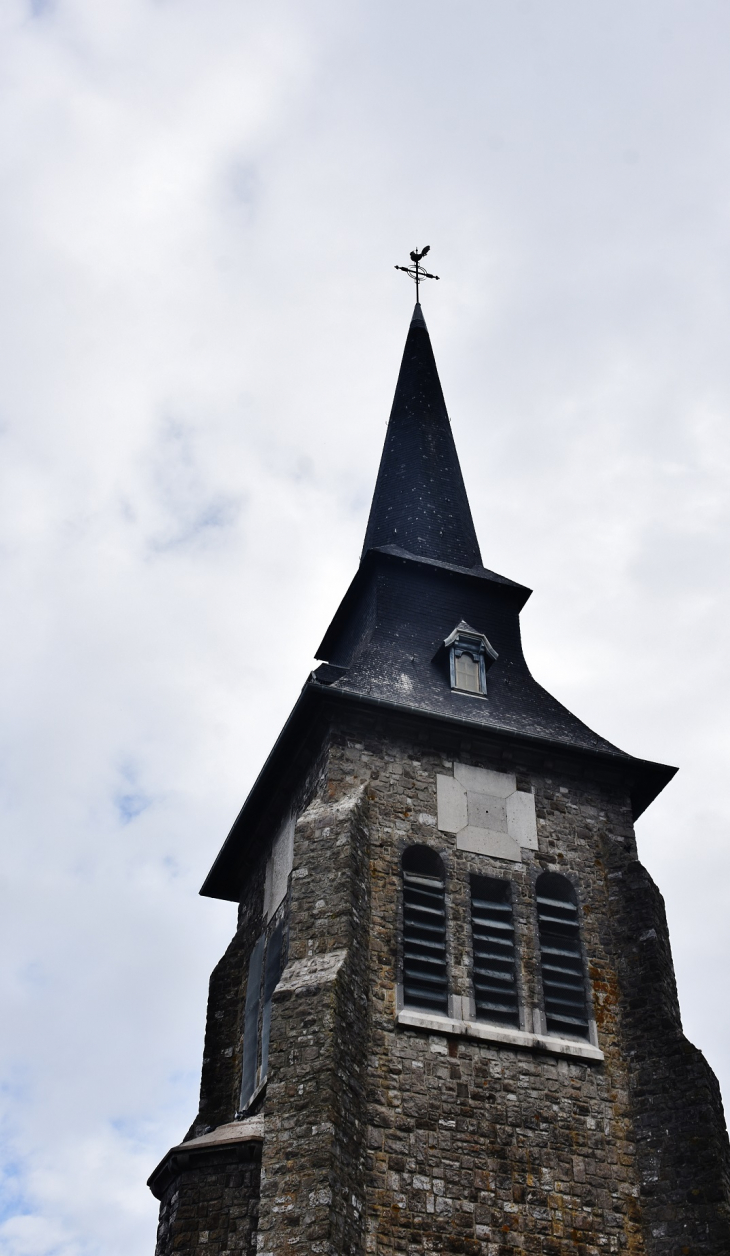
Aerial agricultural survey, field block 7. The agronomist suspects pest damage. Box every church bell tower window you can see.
[441,621,498,697]
[401,845,449,1014]
[470,876,520,1027]
[536,873,589,1039]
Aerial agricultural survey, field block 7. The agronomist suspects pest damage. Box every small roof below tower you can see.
[361,303,482,569]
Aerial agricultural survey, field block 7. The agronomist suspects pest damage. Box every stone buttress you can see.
[149,303,730,1255]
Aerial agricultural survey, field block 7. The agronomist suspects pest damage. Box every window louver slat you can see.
[402,870,448,1014]
[471,879,519,1028]
[536,895,578,911]
[537,877,589,1040]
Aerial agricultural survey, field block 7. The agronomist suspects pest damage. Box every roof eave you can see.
[316,546,532,662]
[200,681,676,903]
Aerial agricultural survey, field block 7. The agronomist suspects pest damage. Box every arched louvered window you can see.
[401,845,448,1014]
[536,873,589,1039]
[471,876,519,1027]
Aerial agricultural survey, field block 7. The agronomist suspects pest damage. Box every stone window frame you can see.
[469,872,523,1030]
[396,1005,604,1062]
[437,622,498,698]
[532,869,598,1047]
[395,860,603,1063]
[396,842,453,1018]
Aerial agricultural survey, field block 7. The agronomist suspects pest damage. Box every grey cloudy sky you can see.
[1,1,729,1251]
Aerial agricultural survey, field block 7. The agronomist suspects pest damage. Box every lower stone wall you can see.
[613,861,730,1254]
[366,1030,646,1255]
[322,713,730,1255]
[255,788,370,1256]
[150,708,730,1256]
[151,1143,261,1256]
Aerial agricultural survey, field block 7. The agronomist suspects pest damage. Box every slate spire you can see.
[361,303,482,569]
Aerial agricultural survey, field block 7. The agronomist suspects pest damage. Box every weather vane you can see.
[394,246,440,303]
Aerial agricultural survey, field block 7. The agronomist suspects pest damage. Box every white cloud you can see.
[1,0,729,1250]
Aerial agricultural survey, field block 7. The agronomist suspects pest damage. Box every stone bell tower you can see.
[148,299,730,1255]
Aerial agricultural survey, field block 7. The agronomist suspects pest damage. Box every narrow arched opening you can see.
[471,876,519,1027]
[536,872,589,1039]
[401,846,448,1013]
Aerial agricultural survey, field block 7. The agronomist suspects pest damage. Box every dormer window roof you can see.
[442,620,498,697]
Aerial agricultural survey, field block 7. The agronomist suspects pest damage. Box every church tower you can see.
[149,299,730,1255]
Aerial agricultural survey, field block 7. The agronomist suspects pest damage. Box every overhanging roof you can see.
[200,679,676,902]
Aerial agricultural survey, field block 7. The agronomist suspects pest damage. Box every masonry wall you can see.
[152,708,730,1256]
[189,857,268,1139]
[612,860,730,1253]
[255,787,371,1256]
[150,853,269,1256]
[153,1145,261,1256]
[320,713,730,1256]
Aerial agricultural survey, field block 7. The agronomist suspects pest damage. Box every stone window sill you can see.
[397,1008,604,1062]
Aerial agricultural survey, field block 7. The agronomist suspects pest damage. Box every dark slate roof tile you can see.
[361,304,482,568]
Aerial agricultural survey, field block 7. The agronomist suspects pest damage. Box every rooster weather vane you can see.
[395,246,440,303]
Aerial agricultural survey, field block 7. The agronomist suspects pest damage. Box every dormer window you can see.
[442,621,498,697]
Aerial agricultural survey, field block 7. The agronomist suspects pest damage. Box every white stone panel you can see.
[453,763,516,797]
[263,814,295,920]
[436,774,468,833]
[466,791,508,833]
[456,826,522,862]
[506,790,538,850]
[440,765,538,862]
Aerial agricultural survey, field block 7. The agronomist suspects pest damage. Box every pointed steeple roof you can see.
[200,298,678,901]
[361,304,482,568]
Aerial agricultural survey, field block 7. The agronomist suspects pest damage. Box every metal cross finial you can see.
[394,246,440,303]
